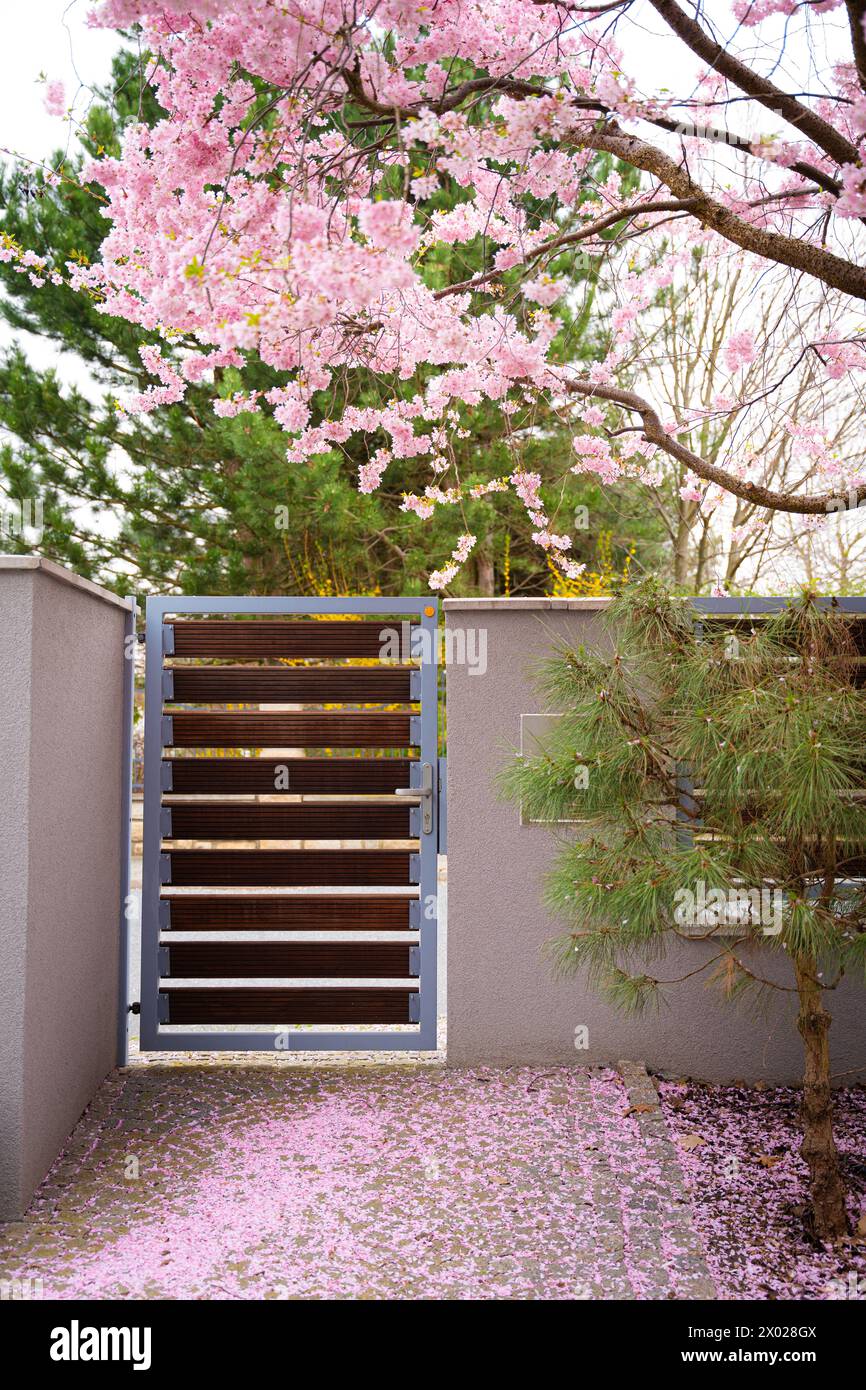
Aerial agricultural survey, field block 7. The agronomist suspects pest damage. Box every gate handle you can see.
[395,761,433,834]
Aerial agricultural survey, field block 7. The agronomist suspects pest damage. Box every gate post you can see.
[117,594,139,1066]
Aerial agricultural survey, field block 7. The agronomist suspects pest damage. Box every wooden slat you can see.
[169,665,413,703]
[833,852,866,876]
[163,896,413,932]
[169,620,400,658]
[166,803,413,840]
[167,712,412,748]
[853,622,866,656]
[164,942,412,978]
[165,987,416,1024]
[166,849,414,886]
[702,614,866,659]
[166,757,414,795]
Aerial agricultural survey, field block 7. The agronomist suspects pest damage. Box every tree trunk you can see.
[792,952,848,1240]
[673,498,694,587]
[474,539,495,596]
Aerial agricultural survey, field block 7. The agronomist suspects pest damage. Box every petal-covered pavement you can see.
[0,1059,714,1301]
[2,1059,862,1301]
[659,1080,866,1301]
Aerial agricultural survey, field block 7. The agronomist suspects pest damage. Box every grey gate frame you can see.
[140,595,440,1052]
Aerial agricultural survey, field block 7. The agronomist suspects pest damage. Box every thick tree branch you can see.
[562,377,861,514]
[649,0,860,167]
[846,2,866,94]
[581,123,866,301]
[647,112,843,199]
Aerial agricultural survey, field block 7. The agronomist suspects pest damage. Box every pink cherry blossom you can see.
[43,80,66,117]
[359,448,391,493]
[724,331,758,373]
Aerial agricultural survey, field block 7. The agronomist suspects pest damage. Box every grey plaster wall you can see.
[444,598,866,1081]
[0,558,129,1218]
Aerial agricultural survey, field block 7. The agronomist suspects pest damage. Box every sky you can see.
[0,1,119,169]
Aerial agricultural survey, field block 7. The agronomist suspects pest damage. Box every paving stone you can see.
[0,1059,718,1301]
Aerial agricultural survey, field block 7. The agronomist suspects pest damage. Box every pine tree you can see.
[501,579,866,1239]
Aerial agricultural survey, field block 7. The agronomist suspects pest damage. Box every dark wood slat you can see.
[169,620,403,658]
[163,896,413,932]
[703,614,866,661]
[165,987,416,1024]
[166,757,414,795]
[169,665,413,703]
[832,853,866,876]
[167,712,412,748]
[166,803,413,840]
[165,942,412,978]
[166,849,414,886]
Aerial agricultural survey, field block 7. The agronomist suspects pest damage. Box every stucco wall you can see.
[444,598,866,1081]
[0,571,33,1219]
[0,558,129,1219]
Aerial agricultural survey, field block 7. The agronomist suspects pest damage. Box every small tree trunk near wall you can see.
[793,952,848,1240]
[474,540,495,596]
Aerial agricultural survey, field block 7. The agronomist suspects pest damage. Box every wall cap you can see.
[0,555,132,611]
[443,596,612,611]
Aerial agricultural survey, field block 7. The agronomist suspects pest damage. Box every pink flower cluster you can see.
[43,80,66,118]
[723,331,758,374]
[428,533,476,590]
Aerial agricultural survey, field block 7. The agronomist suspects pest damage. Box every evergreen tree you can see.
[502,580,866,1239]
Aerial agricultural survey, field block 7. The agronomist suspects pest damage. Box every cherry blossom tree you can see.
[9,0,866,586]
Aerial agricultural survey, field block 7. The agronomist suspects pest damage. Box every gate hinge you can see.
[127,1001,141,1015]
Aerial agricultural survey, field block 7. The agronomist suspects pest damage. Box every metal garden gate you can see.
[138,596,442,1052]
